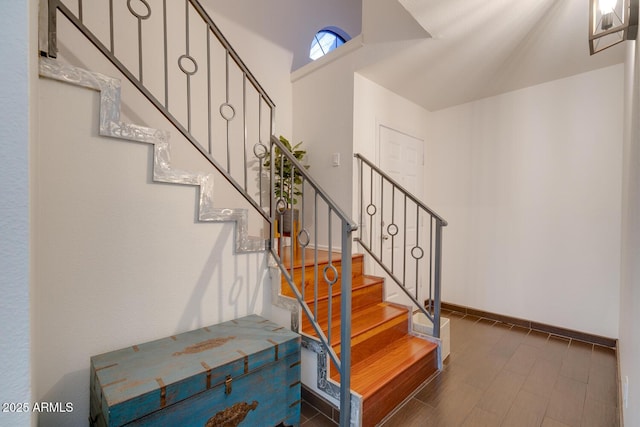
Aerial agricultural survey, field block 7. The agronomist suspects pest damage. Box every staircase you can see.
[280,249,438,426]
[42,2,446,426]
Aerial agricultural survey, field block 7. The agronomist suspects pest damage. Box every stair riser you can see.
[281,255,364,299]
[301,282,383,328]
[362,350,438,427]
[331,316,409,378]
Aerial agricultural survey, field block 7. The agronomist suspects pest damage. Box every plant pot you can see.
[278,208,299,235]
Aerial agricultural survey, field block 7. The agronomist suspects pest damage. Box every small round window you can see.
[309,29,347,60]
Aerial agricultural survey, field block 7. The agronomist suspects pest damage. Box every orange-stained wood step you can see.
[279,249,364,300]
[302,303,407,347]
[355,336,438,426]
[279,247,439,427]
[300,275,383,328]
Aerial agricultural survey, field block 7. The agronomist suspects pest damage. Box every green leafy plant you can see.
[263,135,309,208]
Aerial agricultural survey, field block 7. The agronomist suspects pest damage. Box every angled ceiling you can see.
[206,0,628,111]
[358,0,626,111]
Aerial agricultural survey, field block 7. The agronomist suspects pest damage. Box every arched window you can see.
[309,28,349,60]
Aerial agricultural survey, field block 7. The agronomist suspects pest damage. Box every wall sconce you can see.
[589,0,639,54]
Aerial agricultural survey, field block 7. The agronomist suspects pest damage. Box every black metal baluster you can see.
[433,221,443,338]
[358,157,364,242]
[429,215,434,313]
[380,173,384,259]
[206,29,212,154]
[390,185,396,274]
[258,96,263,207]
[185,0,192,133]
[242,74,248,191]
[414,204,420,300]
[327,206,333,346]
[368,165,374,248]
[163,0,168,108]
[109,0,114,53]
[300,180,306,302]
[137,12,143,83]
[403,194,408,286]
[224,51,230,172]
[314,192,319,323]
[289,164,295,291]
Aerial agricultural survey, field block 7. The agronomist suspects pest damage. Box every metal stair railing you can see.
[270,135,358,426]
[43,1,357,425]
[354,153,447,338]
[45,0,274,220]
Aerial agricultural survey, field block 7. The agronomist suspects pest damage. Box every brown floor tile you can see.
[301,412,337,427]
[523,330,550,348]
[501,389,549,427]
[541,335,570,363]
[546,376,588,427]
[504,344,540,376]
[560,340,593,384]
[461,407,502,427]
[301,401,319,422]
[313,315,620,427]
[522,358,561,397]
[463,355,508,390]
[591,345,616,368]
[379,398,434,427]
[430,382,484,427]
[476,369,526,418]
[587,364,618,407]
[542,417,572,427]
[581,397,618,427]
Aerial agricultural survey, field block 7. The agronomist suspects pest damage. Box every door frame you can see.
[374,122,426,305]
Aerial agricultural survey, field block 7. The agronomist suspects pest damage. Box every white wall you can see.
[0,2,33,427]
[352,73,432,273]
[32,75,273,427]
[204,4,295,140]
[428,65,624,338]
[619,40,640,426]
[292,50,358,248]
[353,74,429,169]
[31,3,298,425]
[206,0,362,72]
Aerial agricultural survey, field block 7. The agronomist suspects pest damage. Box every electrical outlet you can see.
[623,376,629,409]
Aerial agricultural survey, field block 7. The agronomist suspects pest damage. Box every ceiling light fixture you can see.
[589,0,639,54]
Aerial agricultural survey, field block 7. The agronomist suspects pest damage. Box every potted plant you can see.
[263,135,309,234]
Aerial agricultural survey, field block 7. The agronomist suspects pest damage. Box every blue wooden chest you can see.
[90,315,301,427]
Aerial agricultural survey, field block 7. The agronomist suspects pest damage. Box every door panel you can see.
[377,125,425,307]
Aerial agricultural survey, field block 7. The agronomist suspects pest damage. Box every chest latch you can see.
[224,375,233,395]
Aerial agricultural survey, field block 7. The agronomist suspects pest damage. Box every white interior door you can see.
[376,125,425,307]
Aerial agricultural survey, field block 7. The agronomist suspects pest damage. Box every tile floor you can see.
[300,309,619,427]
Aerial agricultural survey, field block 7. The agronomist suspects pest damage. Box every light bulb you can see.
[599,0,617,14]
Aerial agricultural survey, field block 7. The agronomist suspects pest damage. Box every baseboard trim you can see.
[616,339,624,426]
[441,301,617,348]
[301,385,340,424]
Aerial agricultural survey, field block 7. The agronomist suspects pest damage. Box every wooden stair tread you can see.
[347,335,438,399]
[279,246,441,425]
[302,274,383,304]
[302,303,408,346]
[280,248,363,269]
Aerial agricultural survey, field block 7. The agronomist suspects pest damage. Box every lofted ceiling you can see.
[207,0,628,111]
[358,0,627,111]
